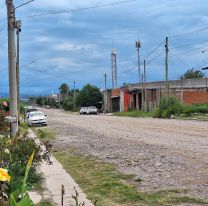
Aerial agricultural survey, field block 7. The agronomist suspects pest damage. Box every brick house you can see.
[104,78,208,113]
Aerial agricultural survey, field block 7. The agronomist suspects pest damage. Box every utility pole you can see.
[73,81,76,110]
[104,73,107,90]
[16,20,21,124]
[165,37,169,97]
[136,40,141,83]
[104,73,107,114]
[144,60,147,112]
[6,0,18,136]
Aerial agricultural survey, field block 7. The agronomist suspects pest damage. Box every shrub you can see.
[62,97,74,111]
[0,133,51,193]
[154,96,183,118]
[20,103,26,114]
[182,103,208,115]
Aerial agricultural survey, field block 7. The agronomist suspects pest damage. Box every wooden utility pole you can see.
[104,73,107,114]
[165,37,169,97]
[6,0,18,136]
[144,60,147,112]
[16,20,21,124]
[73,81,76,110]
[104,73,107,90]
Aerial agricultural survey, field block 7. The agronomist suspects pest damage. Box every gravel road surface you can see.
[42,109,208,201]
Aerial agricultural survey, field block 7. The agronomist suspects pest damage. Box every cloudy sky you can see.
[0,0,208,95]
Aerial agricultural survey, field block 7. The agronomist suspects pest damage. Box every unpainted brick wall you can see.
[183,90,208,105]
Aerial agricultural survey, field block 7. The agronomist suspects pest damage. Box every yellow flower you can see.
[0,168,11,182]
[27,151,35,167]
[7,139,14,145]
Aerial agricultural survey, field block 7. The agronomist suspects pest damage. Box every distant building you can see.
[104,78,208,113]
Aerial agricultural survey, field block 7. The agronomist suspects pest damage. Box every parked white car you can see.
[26,111,47,126]
[87,106,98,115]
[24,107,38,121]
[80,107,88,115]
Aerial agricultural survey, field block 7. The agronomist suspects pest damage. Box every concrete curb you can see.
[28,129,94,206]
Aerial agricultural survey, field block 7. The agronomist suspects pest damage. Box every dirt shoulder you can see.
[42,108,208,201]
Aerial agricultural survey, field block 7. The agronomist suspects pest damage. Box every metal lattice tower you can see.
[111,48,117,88]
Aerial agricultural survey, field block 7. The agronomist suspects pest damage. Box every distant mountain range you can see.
[0,92,8,98]
[0,92,40,99]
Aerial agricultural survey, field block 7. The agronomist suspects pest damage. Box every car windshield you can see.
[29,112,44,117]
[90,106,96,109]
[27,109,37,112]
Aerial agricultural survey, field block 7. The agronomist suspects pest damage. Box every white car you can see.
[26,111,47,126]
[87,106,98,115]
[80,107,88,115]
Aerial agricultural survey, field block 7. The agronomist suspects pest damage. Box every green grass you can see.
[34,128,55,141]
[114,110,154,118]
[53,149,206,206]
[178,113,208,121]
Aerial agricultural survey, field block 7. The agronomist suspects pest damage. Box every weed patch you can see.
[54,149,206,206]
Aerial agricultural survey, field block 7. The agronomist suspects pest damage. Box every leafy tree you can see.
[68,89,80,97]
[36,96,59,108]
[179,69,206,79]
[62,97,74,111]
[76,84,103,108]
[59,83,69,100]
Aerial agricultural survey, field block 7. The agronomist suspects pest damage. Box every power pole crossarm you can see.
[6,0,18,136]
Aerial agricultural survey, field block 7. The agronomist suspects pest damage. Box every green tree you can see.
[180,69,205,79]
[36,97,44,106]
[76,84,102,108]
[59,83,69,100]
[62,97,74,111]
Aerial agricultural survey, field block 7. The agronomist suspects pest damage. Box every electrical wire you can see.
[144,40,164,60]
[170,25,208,40]
[21,65,101,84]
[146,48,163,65]
[172,39,208,49]
[0,24,6,33]
[172,44,208,56]
[169,51,192,69]
[20,0,137,19]
[15,0,36,10]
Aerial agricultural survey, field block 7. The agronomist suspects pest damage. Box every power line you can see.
[21,66,101,83]
[169,51,192,69]
[20,0,137,19]
[146,48,163,65]
[144,40,164,60]
[0,24,6,33]
[170,26,208,40]
[172,39,208,49]
[172,44,208,56]
[15,0,36,10]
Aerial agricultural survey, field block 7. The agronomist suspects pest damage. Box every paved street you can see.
[42,108,208,200]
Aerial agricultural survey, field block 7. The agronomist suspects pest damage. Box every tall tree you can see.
[59,83,69,100]
[76,84,103,108]
[179,69,205,79]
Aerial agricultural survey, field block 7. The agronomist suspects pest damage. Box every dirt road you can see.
[42,109,208,200]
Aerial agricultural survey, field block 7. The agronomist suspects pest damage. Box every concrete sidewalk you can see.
[28,129,93,206]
